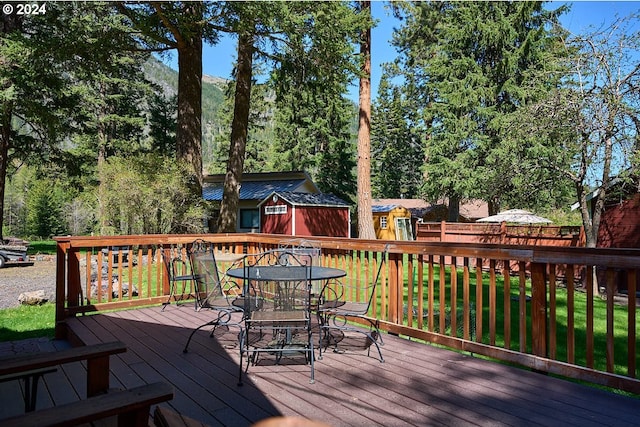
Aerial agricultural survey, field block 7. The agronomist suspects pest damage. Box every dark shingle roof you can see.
[372,204,399,213]
[203,179,308,201]
[264,191,350,207]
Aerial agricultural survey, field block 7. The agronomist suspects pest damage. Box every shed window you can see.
[380,216,388,229]
[265,205,287,215]
[240,209,260,229]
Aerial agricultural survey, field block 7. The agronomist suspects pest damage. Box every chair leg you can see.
[366,330,385,363]
[183,320,217,353]
[309,339,315,384]
[238,329,245,386]
[320,315,384,362]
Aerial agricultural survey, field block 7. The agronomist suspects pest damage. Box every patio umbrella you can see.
[476,209,552,224]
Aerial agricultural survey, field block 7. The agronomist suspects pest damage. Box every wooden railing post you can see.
[55,240,69,340]
[67,247,82,311]
[388,252,400,324]
[530,262,547,358]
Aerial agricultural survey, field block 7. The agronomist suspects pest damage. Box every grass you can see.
[27,240,56,255]
[400,263,640,378]
[0,303,55,342]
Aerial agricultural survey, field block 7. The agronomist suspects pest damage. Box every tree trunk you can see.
[217,32,254,233]
[447,195,460,222]
[0,12,22,242]
[97,89,108,235]
[0,106,10,242]
[356,0,376,240]
[176,4,203,196]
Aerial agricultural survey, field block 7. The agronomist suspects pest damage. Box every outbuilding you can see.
[259,191,350,237]
[372,204,414,240]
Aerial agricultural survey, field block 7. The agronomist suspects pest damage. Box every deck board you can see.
[2,304,640,426]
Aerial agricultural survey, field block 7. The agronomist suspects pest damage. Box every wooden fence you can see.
[54,233,640,395]
[417,221,584,246]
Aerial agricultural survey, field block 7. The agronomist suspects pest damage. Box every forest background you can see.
[1,1,639,248]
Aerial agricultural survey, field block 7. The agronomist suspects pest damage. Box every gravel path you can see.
[0,260,56,310]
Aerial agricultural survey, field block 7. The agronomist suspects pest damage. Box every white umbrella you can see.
[476,209,552,224]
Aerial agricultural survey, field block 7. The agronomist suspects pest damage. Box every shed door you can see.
[395,218,413,241]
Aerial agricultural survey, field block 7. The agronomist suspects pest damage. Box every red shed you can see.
[259,191,350,237]
[598,192,640,248]
[593,183,640,295]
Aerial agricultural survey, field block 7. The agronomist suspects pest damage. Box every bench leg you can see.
[23,373,45,412]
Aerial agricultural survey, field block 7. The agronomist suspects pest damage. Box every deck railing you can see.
[54,234,640,394]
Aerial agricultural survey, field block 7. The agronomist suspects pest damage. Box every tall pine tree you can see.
[390,1,568,217]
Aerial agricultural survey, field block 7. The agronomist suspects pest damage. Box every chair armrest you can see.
[317,280,345,309]
[1,381,174,427]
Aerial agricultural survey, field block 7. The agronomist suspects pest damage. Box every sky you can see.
[160,1,640,102]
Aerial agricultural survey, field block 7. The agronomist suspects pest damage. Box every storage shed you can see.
[371,204,414,240]
[202,171,319,233]
[259,191,351,237]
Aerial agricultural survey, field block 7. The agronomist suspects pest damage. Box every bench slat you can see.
[1,381,174,427]
[0,341,127,376]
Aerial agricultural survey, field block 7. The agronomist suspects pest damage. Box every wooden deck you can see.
[2,304,640,426]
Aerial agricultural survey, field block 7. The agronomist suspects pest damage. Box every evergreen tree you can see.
[356,0,376,239]
[268,1,364,201]
[0,2,145,240]
[25,178,68,239]
[217,1,367,231]
[371,73,422,199]
[118,2,222,194]
[390,1,568,217]
[148,90,178,156]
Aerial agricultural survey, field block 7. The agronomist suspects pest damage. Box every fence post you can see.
[530,262,547,358]
[440,221,446,242]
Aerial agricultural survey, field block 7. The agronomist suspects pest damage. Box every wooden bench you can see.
[153,406,212,427]
[0,366,58,411]
[0,341,127,398]
[1,381,174,427]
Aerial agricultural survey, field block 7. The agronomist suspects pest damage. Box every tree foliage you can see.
[269,1,364,202]
[509,12,640,246]
[389,1,570,218]
[0,2,147,240]
[25,178,67,239]
[371,73,423,199]
[98,154,206,235]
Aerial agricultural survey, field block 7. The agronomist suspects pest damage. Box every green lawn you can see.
[0,303,55,341]
[27,240,57,255]
[400,263,639,378]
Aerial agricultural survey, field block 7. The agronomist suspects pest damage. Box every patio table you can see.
[226,265,345,283]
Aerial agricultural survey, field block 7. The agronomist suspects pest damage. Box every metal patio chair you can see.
[317,247,388,363]
[161,246,197,311]
[182,240,245,354]
[238,249,315,385]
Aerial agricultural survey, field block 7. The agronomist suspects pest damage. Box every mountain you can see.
[143,56,227,116]
[143,56,228,170]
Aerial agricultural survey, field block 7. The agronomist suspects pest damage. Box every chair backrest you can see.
[189,239,227,308]
[162,247,189,280]
[341,247,388,311]
[277,239,321,267]
[243,249,312,316]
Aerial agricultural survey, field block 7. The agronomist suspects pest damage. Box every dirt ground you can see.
[0,260,56,309]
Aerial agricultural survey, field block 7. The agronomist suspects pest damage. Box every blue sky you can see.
[160,1,640,101]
